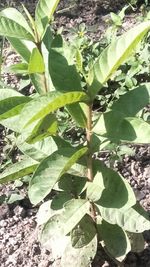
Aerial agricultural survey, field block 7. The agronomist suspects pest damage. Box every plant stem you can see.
[86,104,93,181]
[86,104,97,221]
[36,41,48,94]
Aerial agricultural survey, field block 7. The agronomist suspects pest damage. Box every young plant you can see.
[0,0,150,266]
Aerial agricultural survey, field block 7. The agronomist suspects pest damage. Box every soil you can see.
[0,1,150,267]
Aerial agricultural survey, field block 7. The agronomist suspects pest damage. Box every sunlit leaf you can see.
[28,147,88,204]
[0,157,38,184]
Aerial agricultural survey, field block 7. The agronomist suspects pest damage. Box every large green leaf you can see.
[98,220,131,262]
[88,21,150,97]
[17,136,58,161]
[0,115,21,132]
[0,9,34,41]
[35,0,60,38]
[71,214,96,248]
[0,88,30,132]
[28,147,88,205]
[61,235,97,267]
[48,35,82,93]
[0,89,31,120]
[28,48,45,74]
[41,199,90,242]
[93,161,136,210]
[20,91,89,129]
[0,156,38,184]
[97,202,150,233]
[111,83,150,116]
[25,114,58,143]
[0,8,33,35]
[93,110,150,143]
[7,37,35,62]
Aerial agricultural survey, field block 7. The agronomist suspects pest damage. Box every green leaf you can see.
[88,21,150,96]
[111,83,150,116]
[110,12,122,26]
[41,199,90,240]
[0,156,38,184]
[61,235,97,267]
[71,214,96,248]
[58,174,87,195]
[40,213,70,258]
[98,220,131,262]
[28,147,88,205]
[0,115,21,132]
[8,193,24,204]
[0,88,22,99]
[0,89,31,120]
[35,0,60,38]
[28,48,45,74]
[30,73,49,94]
[86,181,104,203]
[97,202,150,233]
[7,37,34,62]
[116,117,150,143]
[49,35,82,92]
[93,161,136,210]
[62,199,90,235]
[67,103,87,127]
[93,111,150,143]
[17,136,58,161]
[20,91,89,129]
[127,232,144,252]
[0,8,33,35]
[51,191,73,211]
[0,9,34,41]
[8,63,28,74]
[37,200,52,225]
[25,114,58,143]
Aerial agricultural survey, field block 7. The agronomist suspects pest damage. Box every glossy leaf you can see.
[35,0,60,38]
[28,48,45,74]
[98,220,131,262]
[20,91,89,129]
[0,157,38,184]
[28,147,88,205]
[97,203,150,233]
[0,9,34,41]
[88,21,150,96]
[71,214,96,248]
